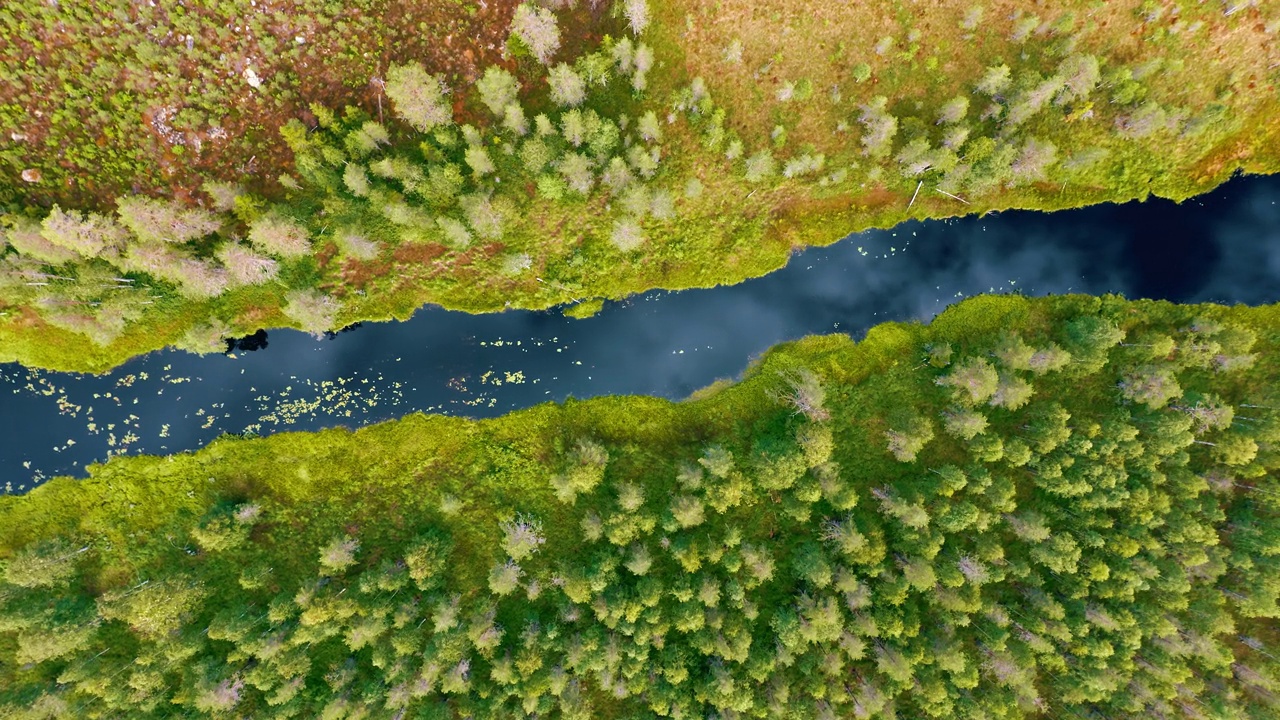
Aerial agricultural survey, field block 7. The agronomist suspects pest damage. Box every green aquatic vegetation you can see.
[3,294,1280,717]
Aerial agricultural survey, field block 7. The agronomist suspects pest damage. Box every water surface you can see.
[3,174,1278,492]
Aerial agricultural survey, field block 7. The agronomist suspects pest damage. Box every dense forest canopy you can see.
[1,1,1279,372]
[3,294,1279,718]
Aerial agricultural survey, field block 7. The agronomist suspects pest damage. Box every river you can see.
[2,173,1278,493]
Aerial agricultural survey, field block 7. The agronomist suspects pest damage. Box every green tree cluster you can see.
[2,295,1280,718]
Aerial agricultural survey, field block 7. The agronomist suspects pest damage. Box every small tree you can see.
[1065,316,1125,367]
[1215,435,1258,467]
[533,113,556,137]
[283,289,339,334]
[385,62,452,132]
[1116,101,1171,139]
[42,205,128,258]
[476,66,519,117]
[576,51,612,87]
[650,185,680,217]
[3,537,86,588]
[1005,75,1065,127]
[588,113,621,157]
[791,542,833,587]
[616,482,645,512]
[744,150,776,183]
[558,152,595,195]
[627,189,662,222]
[992,333,1035,370]
[460,194,505,239]
[612,36,636,73]
[637,111,662,142]
[560,109,587,146]
[1009,138,1057,185]
[773,368,829,421]
[176,319,232,355]
[902,557,937,591]
[632,43,654,91]
[342,163,371,197]
[464,146,496,176]
[510,3,561,64]
[723,39,744,64]
[172,258,230,299]
[926,342,953,367]
[1055,53,1100,104]
[405,533,451,591]
[190,513,252,553]
[936,357,999,405]
[885,416,935,462]
[1118,364,1181,409]
[989,374,1034,410]
[536,174,567,200]
[610,217,645,252]
[857,97,898,159]
[627,144,660,177]
[601,157,635,194]
[820,516,868,557]
[669,495,705,528]
[248,213,311,258]
[547,63,586,107]
[625,545,653,576]
[343,120,390,157]
[488,560,523,596]
[976,64,1012,96]
[960,6,983,30]
[319,535,359,575]
[334,228,380,260]
[520,138,554,173]
[1177,393,1235,434]
[97,578,206,639]
[116,196,220,245]
[623,0,649,35]
[942,406,988,440]
[937,96,969,125]
[5,219,78,264]
[1028,343,1072,374]
[503,103,529,136]
[216,242,278,285]
[203,181,244,211]
[500,515,546,561]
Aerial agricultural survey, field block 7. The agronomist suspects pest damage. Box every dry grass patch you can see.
[673,0,1280,155]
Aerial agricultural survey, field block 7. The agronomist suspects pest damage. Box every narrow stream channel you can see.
[3,174,1278,493]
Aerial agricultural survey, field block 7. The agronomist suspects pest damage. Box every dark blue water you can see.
[3,174,1278,493]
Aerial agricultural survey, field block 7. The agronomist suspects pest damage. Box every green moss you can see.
[563,298,605,319]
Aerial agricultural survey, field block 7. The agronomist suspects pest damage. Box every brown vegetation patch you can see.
[392,242,450,266]
[676,0,1280,156]
[338,258,394,292]
[0,0,617,211]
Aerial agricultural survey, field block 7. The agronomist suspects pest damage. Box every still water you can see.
[3,174,1279,492]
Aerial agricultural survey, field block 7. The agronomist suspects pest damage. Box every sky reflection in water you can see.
[2,174,1278,492]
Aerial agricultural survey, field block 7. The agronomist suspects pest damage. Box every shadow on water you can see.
[225,329,270,354]
[2,173,1278,492]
